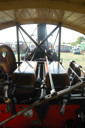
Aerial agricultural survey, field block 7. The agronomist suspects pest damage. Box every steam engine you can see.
[0,24,85,128]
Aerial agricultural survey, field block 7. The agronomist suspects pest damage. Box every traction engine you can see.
[0,24,85,128]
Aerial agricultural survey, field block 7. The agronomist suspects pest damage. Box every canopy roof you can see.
[0,0,85,34]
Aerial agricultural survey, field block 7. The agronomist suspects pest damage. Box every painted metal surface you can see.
[0,104,80,128]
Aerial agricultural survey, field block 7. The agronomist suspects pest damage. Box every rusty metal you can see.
[0,45,17,75]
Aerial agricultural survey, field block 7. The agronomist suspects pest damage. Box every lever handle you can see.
[40,84,46,99]
[4,85,11,104]
[60,99,67,115]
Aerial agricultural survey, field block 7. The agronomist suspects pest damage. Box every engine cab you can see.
[0,24,85,128]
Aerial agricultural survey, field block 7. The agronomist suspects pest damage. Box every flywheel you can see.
[0,45,17,75]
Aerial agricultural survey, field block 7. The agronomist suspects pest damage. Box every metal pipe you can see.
[46,57,56,95]
[16,25,20,66]
[40,63,46,99]
[30,50,36,61]
[37,64,41,79]
[53,29,59,49]
[40,82,46,99]
[19,28,30,51]
[58,23,62,62]
[43,63,46,81]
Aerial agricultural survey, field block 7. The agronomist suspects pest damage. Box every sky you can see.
[0,24,84,44]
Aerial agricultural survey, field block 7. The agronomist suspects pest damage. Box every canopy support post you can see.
[58,23,62,62]
[16,24,20,66]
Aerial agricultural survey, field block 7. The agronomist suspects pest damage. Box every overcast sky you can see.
[0,24,84,44]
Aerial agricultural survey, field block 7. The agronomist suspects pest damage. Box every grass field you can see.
[61,52,85,70]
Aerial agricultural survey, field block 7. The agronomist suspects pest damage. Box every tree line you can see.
[71,36,85,46]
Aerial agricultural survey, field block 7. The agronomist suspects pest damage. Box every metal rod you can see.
[0,81,84,126]
[37,64,41,79]
[18,23,53,61]
[16,25,20,66]
[69,66,83,82]
[40,82,46,99]
[60,99,68,115]
[69,65,84,96]
[53,29,59,49]
[30,50,36,61]
[17,23,60,61]
[58,23,62,62]
[46,57,56,95]
[40,63,46,99]
[43,63,46,81]
[18,24,38,47]
[19,28,30,51]
[25,48,36,60]
[39,23,60,48]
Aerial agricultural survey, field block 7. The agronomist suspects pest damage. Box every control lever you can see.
[40,63,47,99]
[40,80,46,99]
[4,85,11,104]
[4,84,11,113]
[60,99,68,115]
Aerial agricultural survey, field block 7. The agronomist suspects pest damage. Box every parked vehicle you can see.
[71,47,80,54]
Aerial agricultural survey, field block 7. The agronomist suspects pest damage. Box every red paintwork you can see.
[0,104,80,128]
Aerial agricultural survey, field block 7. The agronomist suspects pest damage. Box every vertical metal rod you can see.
[58,23,62,62]
[43,63,46,81]
[46,57,56,95]
[40,63,46,99]
[19,28,30,51]
[53,30,59,49]
[16,25,20,66]
[37,64,41,79]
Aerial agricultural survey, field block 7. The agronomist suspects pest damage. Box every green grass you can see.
[61,53,85,70]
